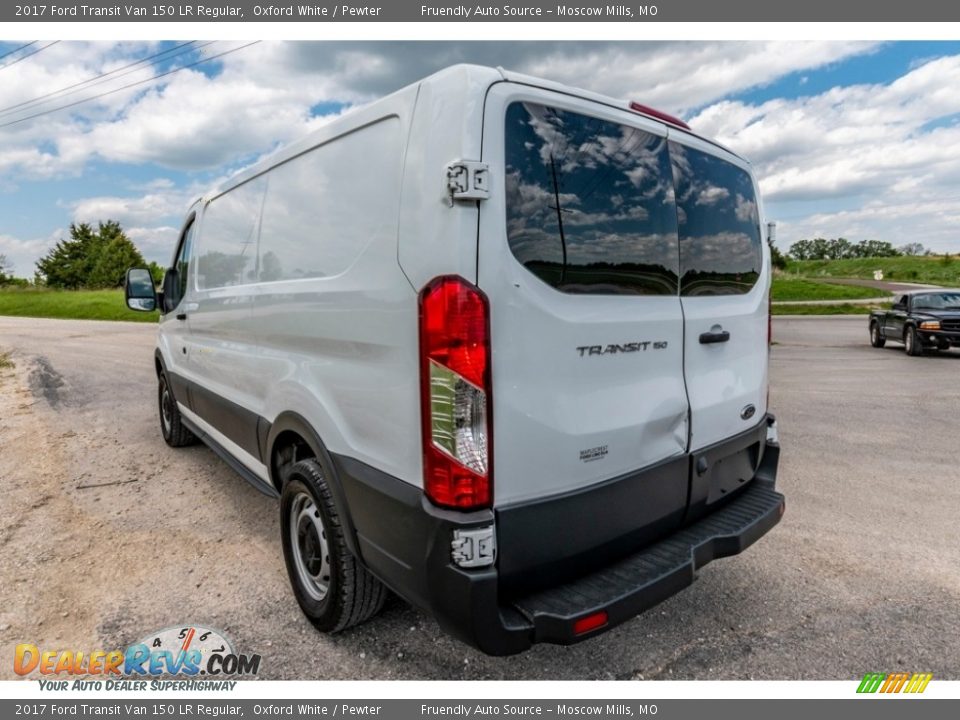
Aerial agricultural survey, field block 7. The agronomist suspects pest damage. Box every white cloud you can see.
[8,40,960,274]
[0,230,61,278]
[70,189,195,227]
[0,41,878,181]
[690,54,960,252]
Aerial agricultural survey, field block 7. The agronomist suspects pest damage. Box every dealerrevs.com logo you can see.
[14,625,261,690]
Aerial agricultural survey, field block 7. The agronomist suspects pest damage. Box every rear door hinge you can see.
[446,160,489,205]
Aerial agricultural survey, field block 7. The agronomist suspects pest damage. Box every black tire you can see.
[869,321,886,348]
[280,459,387,633]
[158,371,196,447]
[905,326,924,356]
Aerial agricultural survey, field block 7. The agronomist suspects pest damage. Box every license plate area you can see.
[686,420,767,521]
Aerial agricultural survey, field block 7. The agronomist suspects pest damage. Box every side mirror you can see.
[892,302,905,311]
[125,268,157,312]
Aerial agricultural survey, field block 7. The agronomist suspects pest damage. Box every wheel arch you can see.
[267,412,362,560]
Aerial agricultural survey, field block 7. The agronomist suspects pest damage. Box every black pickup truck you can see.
[870,290,960,356]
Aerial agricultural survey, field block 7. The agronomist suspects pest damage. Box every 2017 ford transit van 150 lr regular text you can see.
[124,65,785,656]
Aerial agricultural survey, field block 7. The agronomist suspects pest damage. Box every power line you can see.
[0,41,261,129]
[0,40,59,72]
[0,41,37,62]
[0,41,214,119]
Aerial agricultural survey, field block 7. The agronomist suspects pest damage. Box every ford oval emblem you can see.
[740,404,756,421]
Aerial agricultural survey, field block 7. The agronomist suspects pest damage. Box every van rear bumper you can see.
[331,419,783,656]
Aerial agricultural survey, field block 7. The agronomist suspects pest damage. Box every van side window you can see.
[256,118,402,283]
[670,141,762,296]
[504,102,680,296]
[176,220,195,301]
[196,176,267,290]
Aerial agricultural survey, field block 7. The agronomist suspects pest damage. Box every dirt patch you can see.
[27,355,66,408]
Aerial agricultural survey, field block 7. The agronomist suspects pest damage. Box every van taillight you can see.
[419,276,492,509]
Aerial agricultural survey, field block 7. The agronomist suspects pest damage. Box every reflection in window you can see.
[670,141,762,296]
[256,119,402,283]
[504,102,680,295]
[176,221,194,300]
[196,177,266,290]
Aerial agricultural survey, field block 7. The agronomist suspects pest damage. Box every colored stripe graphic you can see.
[857,673,885,693]
[857,672,932,694]
[905,673,933,694]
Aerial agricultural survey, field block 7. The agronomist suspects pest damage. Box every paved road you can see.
[1,316,958,680]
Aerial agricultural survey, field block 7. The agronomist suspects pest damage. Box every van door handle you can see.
[176,313,187,321]
[699,330,730,344]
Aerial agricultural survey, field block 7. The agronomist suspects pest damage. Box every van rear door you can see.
[478,85,690,521]
[668,134,769,454]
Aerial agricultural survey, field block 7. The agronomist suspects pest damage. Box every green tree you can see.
[87,234,147,288]
[769,244,787,270]
[148,261,165,285]
[789,239,814,260]
[35,221,146,289]
[36,223,96,289]
[827,237,853,260]
[900,242,926,256]
[853,239,901,258]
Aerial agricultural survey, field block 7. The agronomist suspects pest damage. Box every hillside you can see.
[787,255,960,286]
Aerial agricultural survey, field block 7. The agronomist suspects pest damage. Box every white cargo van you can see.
[125,65,784,655]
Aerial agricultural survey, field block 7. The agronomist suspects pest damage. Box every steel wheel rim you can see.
[160,382,172,433]
[871,325,878,344]
[906,331,913,352]
[290,491,330,601]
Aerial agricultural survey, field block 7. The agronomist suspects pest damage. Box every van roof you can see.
[204,63,745,202]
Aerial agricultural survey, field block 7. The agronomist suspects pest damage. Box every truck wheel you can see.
[869,321,886,348]
[905,326,924,356]
[158,372,196,447]
[280,459,388,633]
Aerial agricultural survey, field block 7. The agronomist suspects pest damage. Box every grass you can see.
[0,274,908,322]
[0,288,159,323]
[772,302,890,316]
[0,350,13,369]
[771,276,884,301]
[787,255,960,285]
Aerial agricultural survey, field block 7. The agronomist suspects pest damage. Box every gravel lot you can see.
[1,315,957,680]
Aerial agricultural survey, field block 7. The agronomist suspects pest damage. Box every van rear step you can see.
[509,480,785,645]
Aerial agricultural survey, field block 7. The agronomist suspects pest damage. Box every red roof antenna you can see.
[629,102,690,131]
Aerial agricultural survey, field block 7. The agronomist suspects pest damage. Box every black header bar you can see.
[5,1,960,23]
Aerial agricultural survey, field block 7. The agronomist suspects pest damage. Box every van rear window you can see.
[503,102,762,297]
[670,141,762,296]
[504,102,680,295]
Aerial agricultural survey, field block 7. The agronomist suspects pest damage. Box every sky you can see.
[3,40,960,277]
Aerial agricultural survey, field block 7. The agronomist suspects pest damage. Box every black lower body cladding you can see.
[333,415,784,656]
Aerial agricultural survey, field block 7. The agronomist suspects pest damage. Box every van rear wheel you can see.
[869,321,886,348]
[280,459,388,632]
